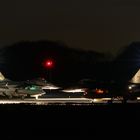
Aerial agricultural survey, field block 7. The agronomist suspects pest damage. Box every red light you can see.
[95,89,104,94]
[43,59,54,69]
[46,61,52,66]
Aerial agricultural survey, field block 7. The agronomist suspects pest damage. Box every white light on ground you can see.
[0,101,21,104]
[128,86,132,90]
[42,85,60,90]
[93,98,112,102]
[62,88,85,93]
[0,98,94,105]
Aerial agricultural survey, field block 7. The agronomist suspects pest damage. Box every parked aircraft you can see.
[82,68,140,102]
[126,69,140,100]
[25,78,61,90]
[0,72,45,99]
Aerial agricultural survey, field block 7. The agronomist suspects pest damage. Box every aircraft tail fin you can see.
[0,72,5,81]
[130,69,140,83]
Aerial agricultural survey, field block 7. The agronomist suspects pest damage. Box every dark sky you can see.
[0,0,140,55]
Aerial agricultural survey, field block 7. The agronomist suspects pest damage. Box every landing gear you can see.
[21,96,25,100]
[122,95,129,103]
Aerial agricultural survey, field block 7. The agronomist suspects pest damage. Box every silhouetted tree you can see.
[0,40,111,84]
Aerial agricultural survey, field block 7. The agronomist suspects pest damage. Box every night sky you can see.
[0,0,140,55]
